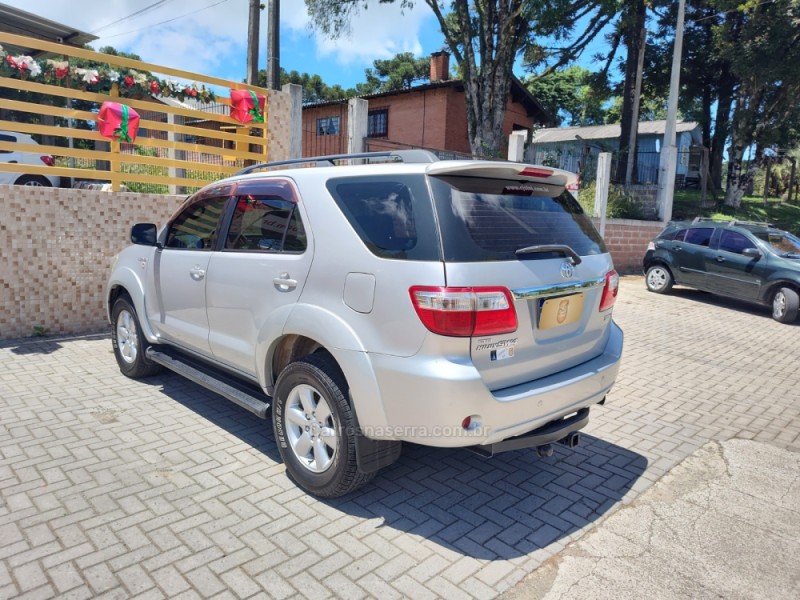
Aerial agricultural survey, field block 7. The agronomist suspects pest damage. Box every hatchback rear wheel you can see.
[645,265,673,294]
[772,287,799,323]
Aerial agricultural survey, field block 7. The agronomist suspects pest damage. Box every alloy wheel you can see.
[284,383,338,473]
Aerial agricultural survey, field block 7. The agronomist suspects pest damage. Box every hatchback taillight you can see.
[409,286,518,337]
[40,155,54,167]
[599,270,619,311]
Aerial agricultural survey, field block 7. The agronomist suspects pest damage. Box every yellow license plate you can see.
[539,293,585,330]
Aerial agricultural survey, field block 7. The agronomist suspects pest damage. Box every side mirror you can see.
[742,247,762,259]
[131,223,158,246]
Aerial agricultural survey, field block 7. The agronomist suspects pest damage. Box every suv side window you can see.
[165,197,227,249]
[661,228,687,241]
[225,196,307,252]
[327,176,440,260]
[718,230,756,255]
[684,227,713,247]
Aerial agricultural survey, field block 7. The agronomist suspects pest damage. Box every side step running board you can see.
[146,347,270,419]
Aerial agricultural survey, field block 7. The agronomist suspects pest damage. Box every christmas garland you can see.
[0,44,216,104]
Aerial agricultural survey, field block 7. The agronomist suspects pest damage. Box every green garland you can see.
[0,43,216,104]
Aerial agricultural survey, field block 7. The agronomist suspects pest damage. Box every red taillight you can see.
[518,167,553,178]
[409,286,517,337]
[40,155,54,167]
[599,270,619,311]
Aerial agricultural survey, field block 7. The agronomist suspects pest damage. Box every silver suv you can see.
[107,151,623,497]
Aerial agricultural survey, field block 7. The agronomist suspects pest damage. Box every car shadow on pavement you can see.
[328,437,647,560]
[153,372,647,561]
[671,288,800,324]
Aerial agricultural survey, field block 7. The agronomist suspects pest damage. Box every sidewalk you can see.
[504,439,800,599]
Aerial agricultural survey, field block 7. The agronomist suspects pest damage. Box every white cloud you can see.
[281,0,431,65]
[3,0,436,82]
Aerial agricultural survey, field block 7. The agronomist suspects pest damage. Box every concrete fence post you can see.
[348,98,369,155]
[595,152,612,237]
[507,130,527,162]
[283,83,303,159]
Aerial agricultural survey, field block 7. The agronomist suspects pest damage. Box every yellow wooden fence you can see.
[0,32,270,192]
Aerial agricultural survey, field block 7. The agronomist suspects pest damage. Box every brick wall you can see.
[597,219,665,274]
[0,186,184,340]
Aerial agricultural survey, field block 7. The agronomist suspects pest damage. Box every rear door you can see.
[206,179,313,376]
[674,227,714,288]
[429,172,614,390]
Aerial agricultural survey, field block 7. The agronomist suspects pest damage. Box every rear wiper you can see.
[515,244,582,265]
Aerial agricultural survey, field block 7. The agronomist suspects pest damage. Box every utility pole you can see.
[657,0,686,222]
[246,0,260,85]
[266,0,280,90]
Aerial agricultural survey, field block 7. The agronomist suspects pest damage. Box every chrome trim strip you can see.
[511,277,605,300]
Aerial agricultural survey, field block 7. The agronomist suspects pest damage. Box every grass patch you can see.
[672,189,800,234]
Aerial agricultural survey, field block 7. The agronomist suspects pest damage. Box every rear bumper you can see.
[468,407,590,457]
[366,321,623,447]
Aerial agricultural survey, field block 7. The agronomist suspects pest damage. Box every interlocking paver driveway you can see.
[1,277,798,599]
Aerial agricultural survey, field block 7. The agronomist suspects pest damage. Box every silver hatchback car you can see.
[107,151,623,497]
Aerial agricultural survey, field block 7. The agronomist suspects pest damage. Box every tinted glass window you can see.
[661,228,687,241]
[430,176,606,262]
[753,230,800,256]
[684,227,713,247]
[326,175,440,260]
[718,230,755,255]
[225,196,306,252]
[165,197,226,249]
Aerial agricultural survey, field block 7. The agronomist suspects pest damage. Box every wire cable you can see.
[91,0,175,34]
[98,0,233,40]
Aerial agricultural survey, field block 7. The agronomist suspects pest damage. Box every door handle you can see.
[715,256,725,263]
[671,246,682,251]
[189,265,206,281]
[273,272,298,291]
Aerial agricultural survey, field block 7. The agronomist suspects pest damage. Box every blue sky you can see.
[7,0,448,89]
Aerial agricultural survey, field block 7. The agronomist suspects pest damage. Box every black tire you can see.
[15,175,51,187]
[645,264,673,294]
[111,296,162,378]
[772,287,799,324]
[273,353,373,498]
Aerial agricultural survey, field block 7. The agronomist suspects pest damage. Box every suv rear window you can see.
[326,175,440,260]
[429,176,606,262]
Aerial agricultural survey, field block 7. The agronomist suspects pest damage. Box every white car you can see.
[108,150,623,498]
[0,130,60,187]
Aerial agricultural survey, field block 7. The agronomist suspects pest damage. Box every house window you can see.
[317,116,340,136]
[368,109,389,137]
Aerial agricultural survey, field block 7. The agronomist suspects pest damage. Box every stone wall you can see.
[0,186,183,339]
[0,186,664,340]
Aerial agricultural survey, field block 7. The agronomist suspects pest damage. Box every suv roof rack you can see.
[235,149,441,176]
[690,216,773,228]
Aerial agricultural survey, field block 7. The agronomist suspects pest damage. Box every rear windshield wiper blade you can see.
[515,244,582,265]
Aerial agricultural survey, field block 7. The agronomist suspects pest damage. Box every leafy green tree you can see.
[712,0,800,206]
[258,68,354,103]
[304,0,619,157]
[355,52,431,94]
[522,66,610,126]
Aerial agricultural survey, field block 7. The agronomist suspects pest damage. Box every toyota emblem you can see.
[560,261,574,279]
